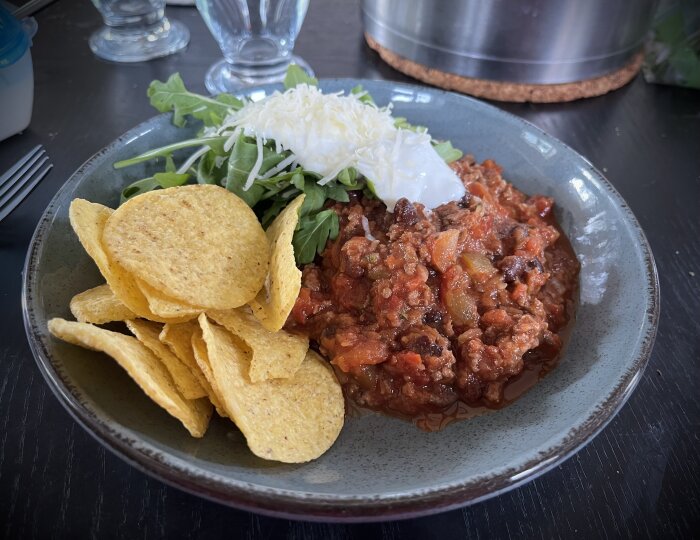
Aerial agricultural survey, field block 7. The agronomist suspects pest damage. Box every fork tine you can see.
[0,155,49,208]
[0,145,42,188]
[0,147,46,200]
[0,161,53,222]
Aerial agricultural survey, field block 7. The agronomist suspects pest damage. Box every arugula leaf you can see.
[196,151,223,185]
[291,171,305,190]
[225,134,289,206]
[300,178,325,214]
[259,150,289,176]
[226,134,265,206]
[119,172,190,204]
[216,93,245,108]
[255,169,301,190]
[363,179,378,200]
[120,177,159,204]
[164,155,176,173]
[114,136,228,169]
[350,85,375,105]
[324,182,350,202]
[227,180,265,208]
[337,167,360,188]
[293,209,339,264]
[432,140,463,163]
[261,197,289,227]
[283,65,318,89]
[148,73,243,127]
[226,134,258,183]
[154,172,190,188]
[394,116,427,133]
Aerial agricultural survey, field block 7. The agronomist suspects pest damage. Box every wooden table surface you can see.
[1,0,699,537]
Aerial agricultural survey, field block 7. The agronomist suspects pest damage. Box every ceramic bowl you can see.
[22,80,659,521]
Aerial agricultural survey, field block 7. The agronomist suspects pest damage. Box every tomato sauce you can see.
[287,156,579,426]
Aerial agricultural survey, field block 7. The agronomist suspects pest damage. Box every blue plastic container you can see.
[0,5,37,141]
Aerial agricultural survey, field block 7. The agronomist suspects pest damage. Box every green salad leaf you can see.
[225,133,288,207]
[283,65,319,89]
[119,172,190,204]
[432,140,463,163]
[393,116,427,133]
[351,84,375,105]
[337,167,360,188]
[154,172,190,188]
[292,210,339,264]
[120,177,159,204]
[148,73,244,127]
[196,151,223,185]
[114,136,228,169]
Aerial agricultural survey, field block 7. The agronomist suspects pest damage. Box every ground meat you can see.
[287,156,579,419]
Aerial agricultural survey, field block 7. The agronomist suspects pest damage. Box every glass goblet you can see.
[196,0,314,93]
[89,0,190,63]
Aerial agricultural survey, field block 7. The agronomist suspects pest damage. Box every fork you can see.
[0,145,53,222]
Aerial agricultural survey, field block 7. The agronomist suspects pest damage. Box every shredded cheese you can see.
[243,135,265,191]
[177,146,210,175]
[260,154,298,180]
[361,215,376,241]
[221,84,466,210]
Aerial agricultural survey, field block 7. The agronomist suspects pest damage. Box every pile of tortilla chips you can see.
[49,185,344,463]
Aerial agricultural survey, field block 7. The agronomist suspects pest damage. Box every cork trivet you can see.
[365,33,643,103]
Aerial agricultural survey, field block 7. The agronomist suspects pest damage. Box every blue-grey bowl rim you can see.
[22,78,659,522]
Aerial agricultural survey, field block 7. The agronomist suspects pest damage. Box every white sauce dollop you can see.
[221,84,465,211]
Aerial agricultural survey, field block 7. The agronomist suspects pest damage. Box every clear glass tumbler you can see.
[196,0,313,93]
[89,0,190,63]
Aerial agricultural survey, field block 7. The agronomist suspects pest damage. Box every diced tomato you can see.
[526,271,548,294]
[524,237,541,254]
[469,213,494,240]
[291,288,314,324]
[394,351,423,371]
[468,183,488,198]
[481,308,513,328]
[511,282,528,304]
[482,159,503,173]
[385,253,404,270]
[532,196,553,218]
[331,273,369,310]
[332,339,390,372]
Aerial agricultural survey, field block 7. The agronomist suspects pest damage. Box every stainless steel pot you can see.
[362,0,657,84]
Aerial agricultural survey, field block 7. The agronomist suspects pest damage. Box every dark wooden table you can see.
[1,0,699,537]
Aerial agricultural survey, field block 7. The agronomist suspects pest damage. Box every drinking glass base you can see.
[89,18,190,63]
[204,56,314,94]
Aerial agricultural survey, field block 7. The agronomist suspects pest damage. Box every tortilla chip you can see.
[68,199,189,324]
[125,319,207,400]
[159,321,204,379]
[198,314,344,463]
[159,321,227,417]
[249,194,305,331]
[48,318,211,437]
[190,330,229,418]
[69,283,135,324]
[208,307,308,382]
[102,185,269,310]
[137,279,201,320]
